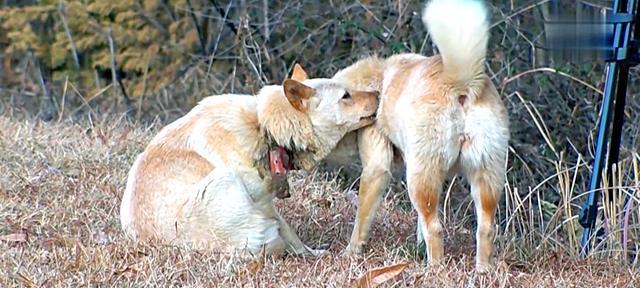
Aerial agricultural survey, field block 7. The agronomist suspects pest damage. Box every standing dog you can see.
[332,0,509,272]
[120,66,379,257]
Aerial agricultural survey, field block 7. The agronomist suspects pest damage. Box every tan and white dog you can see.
[119,67,379,257]
[330,0,509,272]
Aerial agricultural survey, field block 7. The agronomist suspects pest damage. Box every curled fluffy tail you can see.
[423,0,489,86]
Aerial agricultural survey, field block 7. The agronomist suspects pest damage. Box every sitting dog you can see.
[119,65,379,257]
[330,0,509,272]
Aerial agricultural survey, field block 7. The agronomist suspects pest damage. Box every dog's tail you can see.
[423,0,489,88]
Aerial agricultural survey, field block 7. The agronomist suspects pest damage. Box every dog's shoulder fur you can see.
[332,56,385,92]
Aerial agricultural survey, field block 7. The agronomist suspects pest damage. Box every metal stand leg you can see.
[579,66,629,256]
[578,63,629,256]
[578,62,622,256]
[578,0,637,257]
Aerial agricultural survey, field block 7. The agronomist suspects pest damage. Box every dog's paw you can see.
[310,248,329,258]
[474,262,494,274]
[342,244,363,257]
[426,257,445,269]
[426,261,446,274]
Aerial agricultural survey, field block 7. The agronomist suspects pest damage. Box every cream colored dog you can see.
[119,67,378,257]
[330,0,509,272]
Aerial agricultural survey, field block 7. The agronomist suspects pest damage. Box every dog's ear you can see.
[291,63,309,81]
[283,79,314,112]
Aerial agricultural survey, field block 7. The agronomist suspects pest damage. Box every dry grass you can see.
[2,1,640,286]
[1,116,639,287]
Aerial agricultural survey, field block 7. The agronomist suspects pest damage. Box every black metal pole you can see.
[579,61,621,255]
[579,0,635,256]
[609,0,638,172]
[607,67,629,185]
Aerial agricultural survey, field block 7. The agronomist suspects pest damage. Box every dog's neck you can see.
[253,85,347,198]
[259,122,339,199]
[264,131,296,169]
[256,85,328,171]
[258,130,295,199]
[259,121,317,173]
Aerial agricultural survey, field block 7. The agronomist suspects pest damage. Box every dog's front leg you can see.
[275,213,326,257]
[345,126,393,255]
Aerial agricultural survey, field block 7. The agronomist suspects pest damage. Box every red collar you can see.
[268,146,294,199]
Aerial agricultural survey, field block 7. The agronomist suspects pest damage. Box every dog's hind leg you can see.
[209,170,324,258]
[463,168,502,273]
[406,157,446,266]
[186,168,285,257]
[345,126,393,255]
[459,94,509,273]
[461,152,506,273]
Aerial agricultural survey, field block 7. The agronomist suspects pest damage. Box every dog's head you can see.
[284,64,379,133]
[257,64,379,170]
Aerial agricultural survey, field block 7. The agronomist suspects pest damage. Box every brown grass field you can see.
[2,1,640,286]
[1,115,639,287]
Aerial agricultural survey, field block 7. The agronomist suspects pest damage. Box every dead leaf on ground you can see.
[238,260,264,277]
[118,127,131,142]
[315,197,332,208]
[0,232,28,243]
[352,262,409,288]
[115,263,142,278]
[17,272,36,288]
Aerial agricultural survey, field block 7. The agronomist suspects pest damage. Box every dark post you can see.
[578,0,639,256]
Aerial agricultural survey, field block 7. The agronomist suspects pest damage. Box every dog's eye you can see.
[342,92,351,100]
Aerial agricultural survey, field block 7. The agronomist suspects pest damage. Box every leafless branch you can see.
[208,0,239,35]
[186,0,207,55]
[206,0,234,78]
[35,56,55,121]
[262,0,269,43]
[57,0,80,69]
[107,28,133,119]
